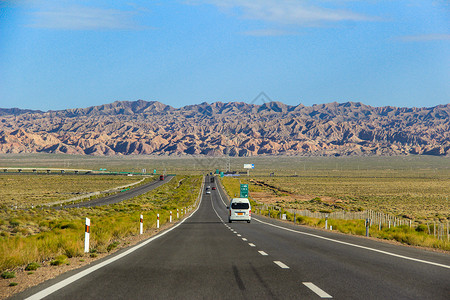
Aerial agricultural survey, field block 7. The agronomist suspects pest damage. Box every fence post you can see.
[84,218,90,253]
[157,213,160,229]
[140,214,143,235]
[366,218,370,237]
[434,221,436,238]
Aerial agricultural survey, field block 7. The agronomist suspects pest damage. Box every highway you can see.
[17,176,450,299]
[58,175,174,209]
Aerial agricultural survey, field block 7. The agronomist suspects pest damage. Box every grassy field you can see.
[0,175,143,208]
[220,172,450,251]
[0,175,202,272]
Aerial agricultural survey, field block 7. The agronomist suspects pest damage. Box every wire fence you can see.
[256,204,449,241]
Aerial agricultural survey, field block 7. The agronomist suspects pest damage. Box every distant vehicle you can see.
[212,187,216,190]
[210,177,215,183]
[227,198,251,223]
[206,186,211,190]
[206,190,211,194]
[159,175,164,180]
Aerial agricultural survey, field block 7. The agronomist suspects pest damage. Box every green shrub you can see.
[9,219,20,227]
[1,271,16,279]
[25,262,40,271]
[107,241,120,252]
[9,282,18,286]
[415,224,428,232]
[50,255,68,266]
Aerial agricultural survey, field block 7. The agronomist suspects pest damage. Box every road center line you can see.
[273,261,289,269]
[237,234,241,237]
[303,282,333,298]
[242,238,247,241]
[248,243,256,247]
[258,250,268,256]
[253,217,450,269]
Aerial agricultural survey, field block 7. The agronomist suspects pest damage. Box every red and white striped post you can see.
[84,218,90,253]
[177,209,179,219]
[170,211,172,223]
[140,214,143,235]
[157,213,160,229]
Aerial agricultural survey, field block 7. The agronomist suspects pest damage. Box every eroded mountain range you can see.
[0,100,449,156]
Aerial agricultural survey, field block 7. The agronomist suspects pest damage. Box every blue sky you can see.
[0,0,449,111]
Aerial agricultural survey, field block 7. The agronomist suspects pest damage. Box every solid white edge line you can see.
[303,282,333,298]
[253,217,450,269]
[273,261,289,269]
[26,176,206,300]
[258,250,268,256]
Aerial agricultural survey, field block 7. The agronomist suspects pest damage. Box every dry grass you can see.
[0,175,202,273]
[0,175,141,207]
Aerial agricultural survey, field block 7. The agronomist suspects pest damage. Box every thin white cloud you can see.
[187,0,377,26]
[242,29,297,36]
[27,5,145,30]
[398,34,450,42]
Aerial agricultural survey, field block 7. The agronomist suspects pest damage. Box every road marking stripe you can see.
[253,217,450,270]
[242,238,247,241]
[258,250,268,256]
[303,282,332,298]
[237,234,241,237]
[248,243,256,247]
[274,261,289,269]
[25,177,207,300]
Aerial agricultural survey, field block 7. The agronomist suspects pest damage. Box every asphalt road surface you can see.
[59,176,174,209]
[17,176,450,299]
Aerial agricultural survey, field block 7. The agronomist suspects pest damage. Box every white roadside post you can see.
[140,215,143,235]
[325,214,328,230]
[177,208,179,219]
[170,211,172,223]
[157,213,160,229]
[84,218,90,253]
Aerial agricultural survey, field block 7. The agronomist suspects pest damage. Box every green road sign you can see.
[215,169,220,174]
[220,172,224,178]
[240,184,249,198]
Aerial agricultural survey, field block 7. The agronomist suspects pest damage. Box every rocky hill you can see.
[0,100,449,156]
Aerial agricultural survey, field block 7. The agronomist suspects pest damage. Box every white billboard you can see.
[244,164,254,169]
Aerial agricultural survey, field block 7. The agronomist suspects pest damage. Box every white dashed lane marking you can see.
[303,282,333,298]
[248,243,256,247]
[237,234,241,237]
[242,238,247,241]
[258,251,268,256]
[273,261,289,269]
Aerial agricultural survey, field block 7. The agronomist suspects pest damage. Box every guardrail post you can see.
[157,214,160,229]
[170,211,172,223]
[84,218,90,253]
[140,215,143,235]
